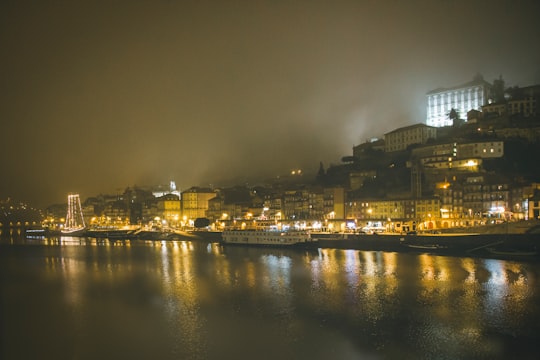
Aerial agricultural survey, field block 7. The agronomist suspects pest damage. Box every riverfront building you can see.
[181,187,216,222]
[345,197,441,232]
[157,193,181,227]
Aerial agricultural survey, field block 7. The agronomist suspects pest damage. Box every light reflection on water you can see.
[1,237,540,359]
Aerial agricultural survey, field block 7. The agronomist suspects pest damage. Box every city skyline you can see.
[2,0,540,208]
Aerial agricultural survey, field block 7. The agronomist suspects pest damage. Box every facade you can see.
[462,175,510,218]
[412,140,504,171]
[510,184,538,220]
[346,199,404,221]
[181,187,216,222]
[457,141,504,158]
[345,197,440,231]
[282,189,310,220]
[426,75,492,127]
[433,181,463,219]
[483,84,540,118]
[157,193,181,227]
[262,195,283,221]
[142,200,159,224]
[205,185,345,224]
[414,198,441,223]
[307,189,325,220]
[324,187,345,219]
[206,195,224,222]
[206,188,255,223]
[529,190,540,220]
[384,123,437,152]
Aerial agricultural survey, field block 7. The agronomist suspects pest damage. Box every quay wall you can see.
[192,230,540,259]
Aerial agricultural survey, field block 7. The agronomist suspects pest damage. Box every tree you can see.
[449,108,463,127]
[194,218,210,228]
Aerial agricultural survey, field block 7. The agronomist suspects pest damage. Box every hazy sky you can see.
[1,0,539,207]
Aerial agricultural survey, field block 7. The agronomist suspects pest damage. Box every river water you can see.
[1,236,540,359]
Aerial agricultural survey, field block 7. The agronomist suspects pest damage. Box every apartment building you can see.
[181,187,216,221]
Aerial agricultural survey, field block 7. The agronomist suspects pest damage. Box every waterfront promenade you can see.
[189,221,540,261]
[4,219,540,261]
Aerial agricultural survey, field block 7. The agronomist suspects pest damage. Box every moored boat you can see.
[402,243,448,250]
[86,227,138,239]
[25,227,47,237]
[61,227,87,236]
[221,229,317,247]
[487,247,538,256]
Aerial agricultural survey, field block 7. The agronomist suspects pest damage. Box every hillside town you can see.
[3,75,540,234]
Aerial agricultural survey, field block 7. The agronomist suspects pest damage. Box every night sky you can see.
[1,0,539,208]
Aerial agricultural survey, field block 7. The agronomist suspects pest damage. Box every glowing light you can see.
[64,194,85,231]
[490,206,505,214]
[312,221,322,230]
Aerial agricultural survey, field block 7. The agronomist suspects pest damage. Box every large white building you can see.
[426,75,493,127]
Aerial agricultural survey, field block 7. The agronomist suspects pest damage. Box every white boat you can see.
[221,229,317,247]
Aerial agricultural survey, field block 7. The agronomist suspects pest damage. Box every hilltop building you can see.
[384,123,437,152]
[152,181,181,198]
[411,140,504,171]
[482,84,540,118]
[427,74,493,127]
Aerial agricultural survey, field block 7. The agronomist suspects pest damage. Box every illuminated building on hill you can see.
[427,74,493,127]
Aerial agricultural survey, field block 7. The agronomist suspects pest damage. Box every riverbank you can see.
[5,223,540,261]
